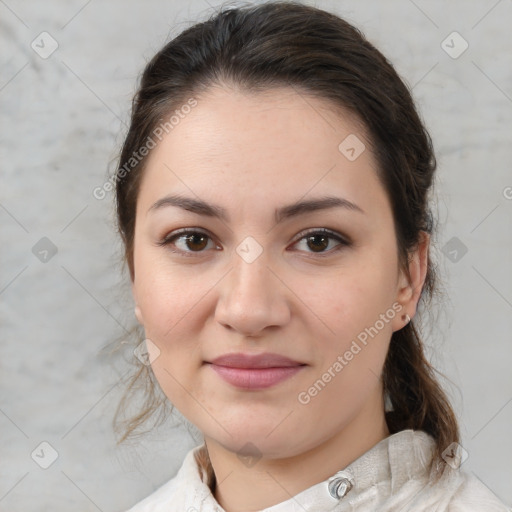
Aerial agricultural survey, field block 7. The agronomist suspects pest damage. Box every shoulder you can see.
[126,476,180,512]
[381,431,509,512]
[391,431,509,511]
[125,444,216,512]
[407,465,510,512]
[442,470,510,512]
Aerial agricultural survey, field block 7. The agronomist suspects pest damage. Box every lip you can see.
[205,352,306,389]
[209,352,304,368]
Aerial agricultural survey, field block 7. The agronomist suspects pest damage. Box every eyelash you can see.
[156,227,351,258]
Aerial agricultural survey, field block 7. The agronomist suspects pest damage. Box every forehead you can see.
[137,85,391,223]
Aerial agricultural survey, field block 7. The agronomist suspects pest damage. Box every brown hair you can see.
[114,0,459,481]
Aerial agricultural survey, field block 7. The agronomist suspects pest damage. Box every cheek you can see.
[304,283,393,416]
[297,255,396,379]
[300,261,395,337]
[134,251,210,337]
[136,268,208,403]
[133,256,218,399]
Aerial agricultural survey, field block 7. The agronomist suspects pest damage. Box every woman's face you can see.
[131,85,416,459]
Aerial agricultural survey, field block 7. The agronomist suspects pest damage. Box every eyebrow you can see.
[147,194,365,223]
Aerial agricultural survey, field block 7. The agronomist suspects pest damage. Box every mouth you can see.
[204,352,307,390]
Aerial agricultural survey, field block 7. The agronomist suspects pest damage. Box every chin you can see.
[203,421,309,460]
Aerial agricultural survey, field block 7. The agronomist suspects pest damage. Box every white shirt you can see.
[126,429,509,511]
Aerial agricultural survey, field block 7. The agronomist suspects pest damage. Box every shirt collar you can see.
[175,429,436,511]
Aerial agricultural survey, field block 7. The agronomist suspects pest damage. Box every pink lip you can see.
[206,352,306,389]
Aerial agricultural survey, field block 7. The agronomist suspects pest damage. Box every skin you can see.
[131,84,429,511]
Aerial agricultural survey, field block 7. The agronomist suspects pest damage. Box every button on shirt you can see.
[126,429,509,511]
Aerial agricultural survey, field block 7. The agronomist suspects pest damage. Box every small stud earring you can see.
[134,305,143,325]
[402,313,411,324]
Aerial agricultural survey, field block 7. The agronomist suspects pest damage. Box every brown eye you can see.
[158,227,349,258]
[292,228,350,255]
[306,233,330,252]
[158,229,216,256]
[183,233,209,251]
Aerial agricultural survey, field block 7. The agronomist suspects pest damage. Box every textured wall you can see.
[1,0,511,510]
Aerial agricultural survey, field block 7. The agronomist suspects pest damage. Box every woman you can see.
[113,2,509,510]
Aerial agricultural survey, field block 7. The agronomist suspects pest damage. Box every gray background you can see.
[1,0,511,510]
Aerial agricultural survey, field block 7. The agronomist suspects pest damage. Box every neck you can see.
[205,396,390,511]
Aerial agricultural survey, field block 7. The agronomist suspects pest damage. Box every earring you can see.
[402,313,411,324]
[134,305,143,325]
[384,391,394,412]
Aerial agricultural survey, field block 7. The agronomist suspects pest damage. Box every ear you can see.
[392,231,430,332]
[132,282,144,326]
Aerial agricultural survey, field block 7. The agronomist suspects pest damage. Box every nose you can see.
[214,254,291,337]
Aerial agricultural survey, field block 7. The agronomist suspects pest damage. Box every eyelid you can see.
[157,226,351,256]
[157,227,212,244]
[291,227,351,247]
